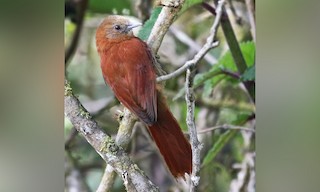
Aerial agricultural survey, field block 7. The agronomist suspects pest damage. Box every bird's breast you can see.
[100,43,128,86]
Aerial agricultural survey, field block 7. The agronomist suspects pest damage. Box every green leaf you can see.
[179,0,204,14]
[231,111,252,124]
[173,40,255,101]
[219,41,255,72]
[138,7,162,41]
[195,66,223,97]
[202,130,237,167]
[172,66,223,100]
[193,65,222,88]
[202,75,226,97]
[241,65,255,81]
[241,41,255,68]
[202,111,252,167]
[192,41,255,95]
[88,0,132,13]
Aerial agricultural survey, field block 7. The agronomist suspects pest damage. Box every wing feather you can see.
[101,38,157,125]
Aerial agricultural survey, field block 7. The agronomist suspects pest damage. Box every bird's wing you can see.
[104,38,157,125]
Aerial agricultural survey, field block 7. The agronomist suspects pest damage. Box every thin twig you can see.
[156,0,226,83]
[185,68,202,191]
[203,2,255,101]
[96,166,117,192]
[65,127,78,149]
[156,40,218,82]
[199,98,255,112]
[96,164,117,192]
[91,99,118,118]
[164,90,256,112]
[134,0,152,22]
[65,0,88,65]
[65,99,118,150]
[203,2,246,74]
[197,124,255,134]
[182,1,226,190]
[227,0,242,24]
[221,69,241,79]
[169,26,218,64]
[64,80,159,192]
[245,0,256,41]
[230,152,255,192]
[65,152,91,192]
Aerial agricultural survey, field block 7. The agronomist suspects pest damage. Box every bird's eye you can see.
[114,25,121,30]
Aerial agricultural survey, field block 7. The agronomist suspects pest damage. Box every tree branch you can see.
[156,41,219,82]
[245,0,256,42]
[197,124,255,134]
[176,1,227,190]
[169,26,218,64]
[96,109,137,192]
[96,165,116,192]
[65,0,88,65]
[65,99,118,150]
[156,0,226,83]
[64,80,159,192]
[178,1,226,190]
[65,152,91,192]
[199,97,255,112]
[185,68,202,191]
[65,126,78,150]
[147,0,185,53]
[202,1,255,101]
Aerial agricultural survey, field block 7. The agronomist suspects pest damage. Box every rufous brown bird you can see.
[95,15,192,178]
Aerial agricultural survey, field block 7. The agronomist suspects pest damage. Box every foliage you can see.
[138,7,162,41]
[179,0,205,14]
[88,0,132,14]
[198,41,255,97]
[202,129,238,167]
[241,65,255,81]
[65,0,255,191]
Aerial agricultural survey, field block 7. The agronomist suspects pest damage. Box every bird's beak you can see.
[126,23,142,32]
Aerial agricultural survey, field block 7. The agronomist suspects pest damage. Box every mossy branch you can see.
[64,80,159,192]
[96,109,137,192]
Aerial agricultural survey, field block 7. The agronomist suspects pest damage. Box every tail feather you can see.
[148,100,192,178]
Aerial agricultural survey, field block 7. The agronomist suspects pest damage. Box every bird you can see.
[95,15,192,178]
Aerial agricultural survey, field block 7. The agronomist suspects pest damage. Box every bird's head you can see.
[96,15,142,42]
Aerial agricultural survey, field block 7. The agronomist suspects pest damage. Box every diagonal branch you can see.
[156,0,226,83]
[197,124,255,134]
[156,41,219,82]
[96,109,137,192]
[202,1,255,101]
[147,0,185,53]
[169,26,218,64]
[64,80,159,192]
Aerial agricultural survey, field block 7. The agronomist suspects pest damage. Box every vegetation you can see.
[65,0,255,191]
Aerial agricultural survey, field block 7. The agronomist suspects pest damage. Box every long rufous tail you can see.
[147,98,192,178]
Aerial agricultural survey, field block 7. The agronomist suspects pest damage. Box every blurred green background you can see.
[0,0,319,192]
[64,0,255,191]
